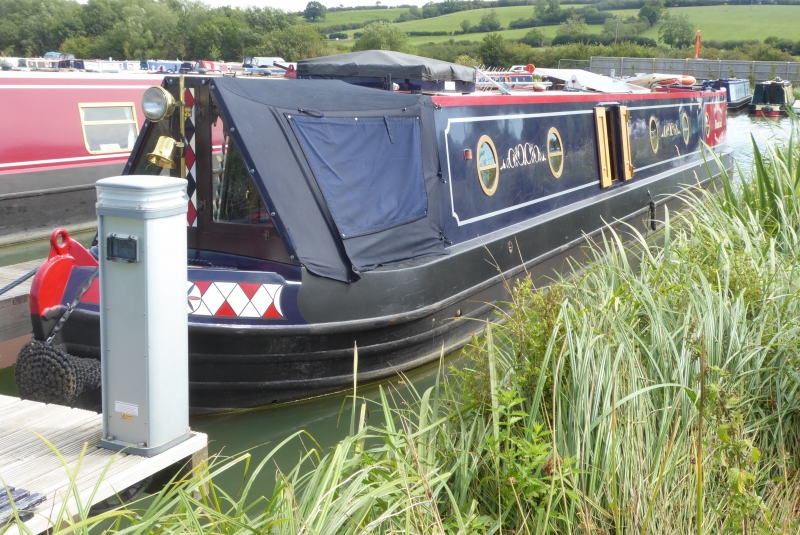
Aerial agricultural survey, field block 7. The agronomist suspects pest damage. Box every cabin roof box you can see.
[297,50,476,93]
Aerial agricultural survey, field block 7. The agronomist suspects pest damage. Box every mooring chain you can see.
[46,267,99,345]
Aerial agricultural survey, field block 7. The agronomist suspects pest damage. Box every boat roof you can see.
[535,68,649,93]
[297,50,475,83]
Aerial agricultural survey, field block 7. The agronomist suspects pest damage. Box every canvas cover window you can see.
[290,115,427,238]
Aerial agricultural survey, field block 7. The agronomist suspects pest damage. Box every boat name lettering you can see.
[661,122,681,138]
[500,143,546,170]
[715,120,723,129]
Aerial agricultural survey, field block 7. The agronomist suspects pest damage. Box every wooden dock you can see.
[0,394,207,535]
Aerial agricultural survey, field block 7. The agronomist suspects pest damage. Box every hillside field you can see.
[639,5,800,41]
[323,3,800,47]
[301,7,410,26]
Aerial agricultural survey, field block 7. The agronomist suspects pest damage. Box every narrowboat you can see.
[27,51,733,413]
[702,79,752,111]
[749,78,796,117]
[0,71,170,240]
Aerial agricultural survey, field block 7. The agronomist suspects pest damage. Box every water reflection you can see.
[191,355,456,496]
[725,110,795,169]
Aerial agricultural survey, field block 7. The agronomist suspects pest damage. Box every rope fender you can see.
[15,339,100,405]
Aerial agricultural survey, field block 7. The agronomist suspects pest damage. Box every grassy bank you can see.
[11,123,800,533]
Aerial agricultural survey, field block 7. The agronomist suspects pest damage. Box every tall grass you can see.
[8,118,800,534]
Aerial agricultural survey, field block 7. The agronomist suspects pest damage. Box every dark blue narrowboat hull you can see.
[36,75,733,412]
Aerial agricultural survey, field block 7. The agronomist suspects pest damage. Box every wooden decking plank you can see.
[0,395,206,535]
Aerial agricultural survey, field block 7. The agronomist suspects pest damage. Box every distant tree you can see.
[658,11,693,48]
[260,23,331,61]
[460,19,472,33]
[479,33,509,68]
[422,4,440,18]
[477,10,502,32]
[352,21,414,53]
[454,54,480,67]
[638,4,660,25]
[556,15,587,37]
[520,28,546,47]
[303,2,327,22]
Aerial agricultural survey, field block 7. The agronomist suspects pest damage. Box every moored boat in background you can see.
[749,78,796,116]
[26,51,733,412]
[703,79,752,111]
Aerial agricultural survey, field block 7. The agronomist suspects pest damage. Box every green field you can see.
[639,5,800,41]
[301,7,410,26]
[324,3,800,47]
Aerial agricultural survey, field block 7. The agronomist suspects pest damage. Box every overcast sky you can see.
[201,0,425,10]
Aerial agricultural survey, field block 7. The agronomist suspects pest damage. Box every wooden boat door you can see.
[594,104,634,188]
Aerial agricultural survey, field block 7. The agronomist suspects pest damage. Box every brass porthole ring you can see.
[477,135,499,196]
[547,127,564,178]
[704,112,711,138]
[681,112,690,145]
[649,116,659,153]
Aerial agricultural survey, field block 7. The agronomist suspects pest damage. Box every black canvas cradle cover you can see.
[209,77,445,283]
[296,50,475,83]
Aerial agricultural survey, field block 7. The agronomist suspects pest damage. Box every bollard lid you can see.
[96,176,188,219]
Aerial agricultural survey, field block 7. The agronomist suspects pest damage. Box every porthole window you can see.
[681,113,690,145]
[704,112,711,138]
[649,116,659,153]
[477,135,499,196]
[547,127,564,178]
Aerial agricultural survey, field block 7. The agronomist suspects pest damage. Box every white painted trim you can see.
[0,153,128,169]
[447,109,592,124]
[0,85,153,89]
[444,110,594,226]
[457,181,598,225]
[628,103,701,110]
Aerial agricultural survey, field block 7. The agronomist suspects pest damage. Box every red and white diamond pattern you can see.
[187,281,283,318]
[185,88,198,227]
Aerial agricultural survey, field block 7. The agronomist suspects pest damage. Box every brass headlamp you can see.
[141,86,176,122]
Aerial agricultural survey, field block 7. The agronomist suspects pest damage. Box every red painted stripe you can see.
[432,90,724,107]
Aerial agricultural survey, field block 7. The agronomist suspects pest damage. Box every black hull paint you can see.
[59,150,734,413]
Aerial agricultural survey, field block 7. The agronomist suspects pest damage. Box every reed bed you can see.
[8,117,800,535]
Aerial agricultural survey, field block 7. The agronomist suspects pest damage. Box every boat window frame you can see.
[477,135,500,196]
[547,127,564,179]
[78,102,139,154]
[681,112,690,145]
[649,116,659,153]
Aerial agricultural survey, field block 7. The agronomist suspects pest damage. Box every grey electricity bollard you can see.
[96,176,191,457]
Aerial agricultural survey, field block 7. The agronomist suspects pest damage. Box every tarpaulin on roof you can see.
[209,77,445,282]
[297,50,475,83]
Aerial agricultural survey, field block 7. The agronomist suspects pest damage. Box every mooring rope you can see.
[0,268,37,296]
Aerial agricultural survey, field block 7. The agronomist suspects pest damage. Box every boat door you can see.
[593,104,634,188]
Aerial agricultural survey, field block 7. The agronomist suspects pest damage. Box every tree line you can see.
[0,0,343,61]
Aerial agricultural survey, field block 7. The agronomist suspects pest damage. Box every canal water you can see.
[0,110,795,498]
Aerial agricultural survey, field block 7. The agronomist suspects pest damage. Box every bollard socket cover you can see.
[96,176,188,219]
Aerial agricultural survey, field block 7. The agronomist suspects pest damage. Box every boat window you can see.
[130,119,172,176]
[477,135,499,195]
[681,113,690,145]
[649,117,659,153]
[704,113,710,138]
[547,128,564,178]
[78,103,138,154]
[214,135,272,225]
